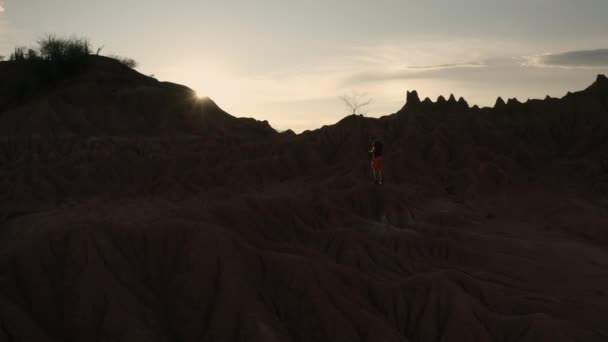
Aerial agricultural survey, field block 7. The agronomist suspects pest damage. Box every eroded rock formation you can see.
[1,60,607,341]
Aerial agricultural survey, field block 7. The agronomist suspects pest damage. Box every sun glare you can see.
[193,92,205,101]
[191,79,235,108]
[159,61,239,112]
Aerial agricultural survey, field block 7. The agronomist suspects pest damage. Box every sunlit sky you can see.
[1,0,608,132]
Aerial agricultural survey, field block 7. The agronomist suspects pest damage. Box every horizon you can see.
[1,0,608,132]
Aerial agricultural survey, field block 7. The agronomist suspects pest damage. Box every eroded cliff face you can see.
[0,69,607,341]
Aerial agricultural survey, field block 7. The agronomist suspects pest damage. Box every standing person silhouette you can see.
[369,136,384,185]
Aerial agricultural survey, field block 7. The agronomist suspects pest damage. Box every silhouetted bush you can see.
[26,49,40,60]
[9,47,27,61]
[109,55,138,69]
[37,34,91,62]
[6,35,138,70]
[7,35,92,64]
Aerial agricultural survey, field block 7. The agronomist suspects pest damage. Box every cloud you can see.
[346,62,487,84]
[0,3,4,12]
[406,62,486,70]
[525,49,608,68]
[332,39,532,86]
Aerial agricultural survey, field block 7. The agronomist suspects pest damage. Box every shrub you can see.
[109,55,138,69]
[26,49,39,60]
[9,46,27,61]
[37,34,91,62]
[7,35,137,70]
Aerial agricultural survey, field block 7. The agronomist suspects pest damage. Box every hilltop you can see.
[0,55,275,139]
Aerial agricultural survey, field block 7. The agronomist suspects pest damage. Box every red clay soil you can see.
[0,60,608,341]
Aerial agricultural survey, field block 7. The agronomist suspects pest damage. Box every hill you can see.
[0,55,276,138]
[0,69,607,341]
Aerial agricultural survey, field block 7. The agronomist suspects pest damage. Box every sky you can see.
[1,0,607,132]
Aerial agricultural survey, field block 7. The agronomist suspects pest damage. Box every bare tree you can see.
[340,92,373,115]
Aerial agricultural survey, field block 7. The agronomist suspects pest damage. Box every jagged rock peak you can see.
[507,98,521,105]
[422,97,433,105]
[406,90,421,105]
[586,74,608,94]
[457,97,469,109]
[448,94,457,103]
[437,95,447,104]
[495,97,506,107]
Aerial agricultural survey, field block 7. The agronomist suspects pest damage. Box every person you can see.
[369,136,384,185]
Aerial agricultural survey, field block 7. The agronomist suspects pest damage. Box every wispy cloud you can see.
[329,38,534,86]
[524,49,608,68]
[346,62,487,84]
[406,62,486,70]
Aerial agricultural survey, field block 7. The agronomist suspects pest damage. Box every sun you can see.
[193,92,206,101]
[159,60,245,115]
[190,77,234,105]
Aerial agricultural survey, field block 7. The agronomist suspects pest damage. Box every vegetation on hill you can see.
[0,34,139,111]
[4,34,138,71]
[108,54,138,69]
